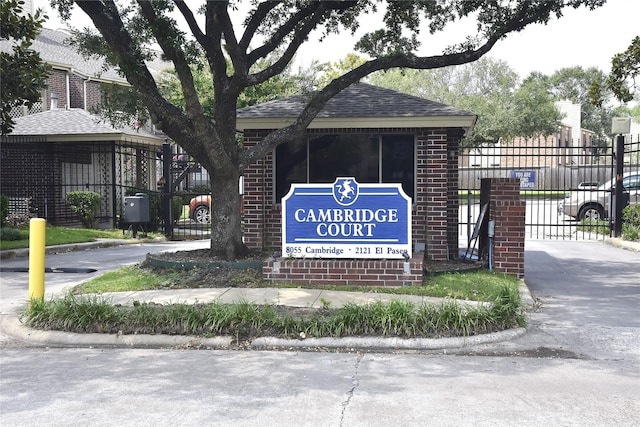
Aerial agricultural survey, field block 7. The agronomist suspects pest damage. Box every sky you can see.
[37,0,640,80]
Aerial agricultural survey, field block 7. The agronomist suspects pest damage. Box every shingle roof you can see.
[237,83,475,119]
[6,109,163,144]
[0,28,170,83]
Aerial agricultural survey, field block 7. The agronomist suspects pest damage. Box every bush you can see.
[65,191,102,229]
[622,204,640,241]
[0,194,8,226]
[0,227,23,241]
[191,184,211,195]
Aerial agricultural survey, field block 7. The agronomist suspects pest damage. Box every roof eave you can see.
[5,133,164,145]
[237,115,478,132]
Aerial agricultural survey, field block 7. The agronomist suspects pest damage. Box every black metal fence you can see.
[160,144,212,240]
[458,134,640,244]
[2,139,164,229]
[4,133,637,244]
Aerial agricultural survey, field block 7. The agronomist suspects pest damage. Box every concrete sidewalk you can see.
[98,286,486,309]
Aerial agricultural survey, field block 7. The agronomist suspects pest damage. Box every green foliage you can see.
[65,191,102,228]
[316,53,369,88]
[0,0,51,135]
[172,196,183,224]
[191,184,211,195]
[577,219,609,235]
[369,57,562,146]
[547,66,611,141]
[622,204,640,241]
[0,194,8,226]
[0,226,131,251]
[72,265,179,294]
[514,73,564,138]
[23,285,524,339]
[0,227,23,241]
[591,36,640,106]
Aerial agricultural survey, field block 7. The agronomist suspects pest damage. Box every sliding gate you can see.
[458,134,640,243]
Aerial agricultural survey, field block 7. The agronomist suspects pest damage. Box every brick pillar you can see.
[242,131,268,250]
[488,178,525,279]
[446,134,460,260]
[423,130,448,261]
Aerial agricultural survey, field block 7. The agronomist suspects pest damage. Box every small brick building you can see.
[236,83,479,285]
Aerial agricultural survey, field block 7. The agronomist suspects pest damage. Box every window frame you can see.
[273,131,417,205]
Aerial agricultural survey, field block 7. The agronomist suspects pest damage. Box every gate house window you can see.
[275,134,415,202]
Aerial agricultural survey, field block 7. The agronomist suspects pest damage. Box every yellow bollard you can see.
[28,218,46,301]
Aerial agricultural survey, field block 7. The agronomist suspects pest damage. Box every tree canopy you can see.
[590,36,640,107]
[0,0,51,135]
[369,57,563,145]
[50,0,607,259]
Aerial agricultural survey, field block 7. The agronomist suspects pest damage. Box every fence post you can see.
[162,140,173,238]
[613,135,625,237]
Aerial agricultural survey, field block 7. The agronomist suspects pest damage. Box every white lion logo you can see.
[337,179,355,202]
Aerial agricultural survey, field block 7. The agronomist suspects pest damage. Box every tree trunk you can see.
[207,167,248,260]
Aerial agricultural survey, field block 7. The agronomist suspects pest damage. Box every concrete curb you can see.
[0,315,234,349]
[0,237,165,259]
[252,328,528,350]
[0,313,526,351]
[604,237,640,252]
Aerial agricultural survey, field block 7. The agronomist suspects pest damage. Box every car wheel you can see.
[578,205,604,221]
[193,205,210,224]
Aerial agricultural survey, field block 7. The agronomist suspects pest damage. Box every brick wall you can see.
[42,69,104,112]
[483,178,526,279]
[69,74,84,109]
[263,254,423,287]
[46,69,68,109]
[85,81,103,111]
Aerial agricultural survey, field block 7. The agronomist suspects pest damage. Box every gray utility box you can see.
[124,193,150,223]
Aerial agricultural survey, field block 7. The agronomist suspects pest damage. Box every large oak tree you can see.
[51,0,605,259]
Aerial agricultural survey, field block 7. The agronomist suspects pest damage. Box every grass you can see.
[0,226,131,251]
[74,265,187,293]
[576,219,610,235]
[72,262,518,303]
[22,284,525,340]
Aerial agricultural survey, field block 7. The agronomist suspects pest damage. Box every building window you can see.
[275,133,415,202]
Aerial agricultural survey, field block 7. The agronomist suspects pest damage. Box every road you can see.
[0,239,209,315]
[1,240,639,426]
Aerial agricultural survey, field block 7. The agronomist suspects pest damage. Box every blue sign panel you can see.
[511,170,537,189]
[282,178,412,259]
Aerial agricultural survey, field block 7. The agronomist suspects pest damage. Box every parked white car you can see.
[558,173,640,221]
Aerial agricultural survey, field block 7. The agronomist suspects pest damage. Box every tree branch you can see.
[137,1,204,121]
[246,2,323,66]
[239,1,281,52]
[244,1,356,86]
[240,3,540,167]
